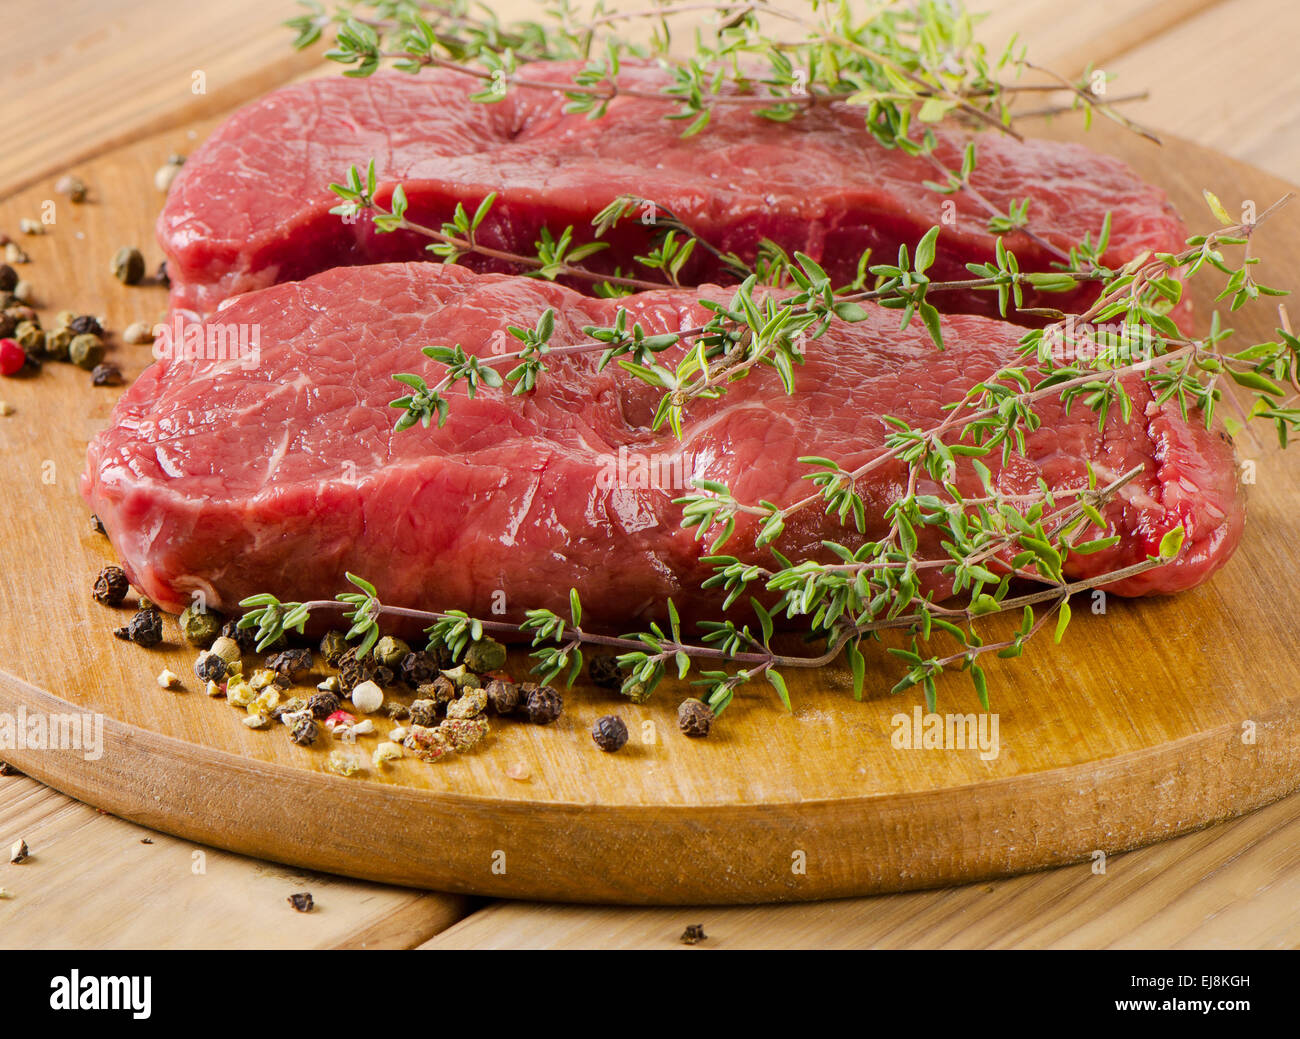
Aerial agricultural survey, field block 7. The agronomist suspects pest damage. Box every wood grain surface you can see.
[2,0,1298,947]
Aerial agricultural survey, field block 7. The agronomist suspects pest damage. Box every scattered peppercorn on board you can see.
[0,115,1297,904]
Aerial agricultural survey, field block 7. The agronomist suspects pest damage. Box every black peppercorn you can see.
[0,264,15,292]
[287,891,314,912]
[399,650,439,687]
[194,653,228,683]
[677,698,714,738]
[92,565,129,606]
[116,607,162,648]
[289,718,318,747]
[588,655,625,690]
[680,924,707,945]
[523,685,563,725]
[266,647,312,680]
[221,619,259,653]
[91,362,124,386]
[591,715,628,752]
[68,314,103,337]
[337,647,374,692]
[307,691,341,719]
[485,678,520,715]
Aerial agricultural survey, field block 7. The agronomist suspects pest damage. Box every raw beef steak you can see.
[82,263,1242,627]
[158,63,1189,323]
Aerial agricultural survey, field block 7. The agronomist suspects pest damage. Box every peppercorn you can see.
[178,605,222,648]
[0,265,14,292]
[588,655,625,690]
[45,326,73,362]
[123,320,154,345]
[398,650,439,687]
[92,565,129,606]
[220,619,259,652]
[267,647,312,680]
[307,691,341,719]
[523,685,563,725]
[68,315,103,337]
[441,664,481,691]
[0,313,13,340]
[373,635,410,669]
[208,636,242,666]
[56,175,88,203]
[621,677,652,704]
[116,607,163,648]
[69,333,104,371]
[194,652,228,683]
[287,891,314,913]
[372,665,395,687]
[408,698,439,728]
[13,281,33,305]
[319,630,349,667]
[13,321,43,356]
[0,338,24,377]
[336,647,372,692]
[484,678,520,715]
[446,686,487,719]
[425,675,457,705]
[680,924,707,945]
[383,700,410,720]
[112,246,146,285]
[403,725,451,763]
[91,363,123,386]
[289,717,318,747]
[464,637,507,674]
[439,716,489,753]
[677,698,714,738]
[591,715,629,753]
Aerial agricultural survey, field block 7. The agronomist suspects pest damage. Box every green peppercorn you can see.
[621,677,652,704]
[440,664,481,691]
[319,630,349,667]
[464,637,507,674]
[69,333,104,371]
[112,246,146,285]
[178,605,222,648]
[44,326,73,362]
[13,321,44,357]
[373,635,410,669]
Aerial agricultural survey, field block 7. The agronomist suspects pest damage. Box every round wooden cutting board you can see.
[0,113,1296,905]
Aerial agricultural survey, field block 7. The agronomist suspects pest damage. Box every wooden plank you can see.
[973,0,1227,74]
[423,786,1300,948]
[0,772,468,949]
[0,0,324,197]
[1098,0,1300,180]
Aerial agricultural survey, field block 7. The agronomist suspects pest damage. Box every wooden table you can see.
[2,0,1297,949]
